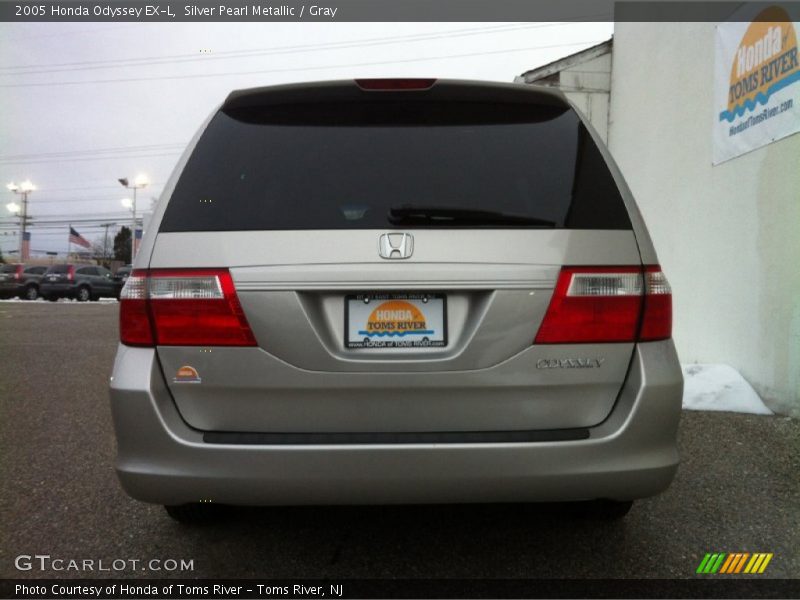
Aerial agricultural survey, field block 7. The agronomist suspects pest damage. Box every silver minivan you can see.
[110,79,682,522]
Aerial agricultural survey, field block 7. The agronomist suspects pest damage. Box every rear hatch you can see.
[0,264,22,284]
[140,80,658,435]
[42,264,73,284]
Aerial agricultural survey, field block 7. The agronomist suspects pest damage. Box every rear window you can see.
[1,264,19,273]
[160,101,631,232]
[46,265,70,274]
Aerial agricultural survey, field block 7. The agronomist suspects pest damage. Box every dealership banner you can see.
[713,4,800,164]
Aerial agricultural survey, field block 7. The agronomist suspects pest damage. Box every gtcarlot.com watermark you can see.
[15,554,194,573]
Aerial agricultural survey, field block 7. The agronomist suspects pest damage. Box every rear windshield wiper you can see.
[387,206,556,227]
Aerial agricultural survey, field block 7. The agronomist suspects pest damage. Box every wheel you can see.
[579,499,634,520]
[76,286,91,302]
[24,285,39,301]
[164,503,220,524]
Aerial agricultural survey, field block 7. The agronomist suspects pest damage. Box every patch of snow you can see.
[682,364,772,415]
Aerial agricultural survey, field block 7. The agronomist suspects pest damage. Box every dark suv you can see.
[112,265,132,299]
[0,264,47,300]
[40,264,116,301]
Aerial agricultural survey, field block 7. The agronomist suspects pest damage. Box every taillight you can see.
[639,266,672,341]
[119,269,257,347]
[534,266,672,344]
[67,265,75,281]
[14,265,23,280]
[355,78,436,91]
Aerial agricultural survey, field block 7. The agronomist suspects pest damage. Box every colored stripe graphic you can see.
[699,552,774,574]
[757,553,773,573]
[697,553,727,574]
[722,553,749,573]
[719,554,736,573]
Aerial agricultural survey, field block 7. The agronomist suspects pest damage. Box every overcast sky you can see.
[0,21,613,255]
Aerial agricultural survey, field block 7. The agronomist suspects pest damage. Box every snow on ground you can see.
[682,364,772,415]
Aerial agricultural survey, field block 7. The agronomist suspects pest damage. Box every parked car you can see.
[112,265,132,299]
[40,263,116,302]
[111,79,682,523]
[0,264,47,300]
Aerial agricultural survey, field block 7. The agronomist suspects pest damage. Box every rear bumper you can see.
[109,341,682,505]
[40,282,77,297]
[0,282,24,298]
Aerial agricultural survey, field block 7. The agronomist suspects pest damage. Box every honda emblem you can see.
[378,233,414,259]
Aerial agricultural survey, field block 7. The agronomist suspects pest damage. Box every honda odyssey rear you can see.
[109,79,682,521]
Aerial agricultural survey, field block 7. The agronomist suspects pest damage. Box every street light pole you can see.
[6,180,35,260]
[118,175,149,263]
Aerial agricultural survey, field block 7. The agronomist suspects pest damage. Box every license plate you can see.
[345,293,447,349]
[48,275,58,281]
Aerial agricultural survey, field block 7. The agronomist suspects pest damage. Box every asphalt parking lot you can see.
[0,301,797,581]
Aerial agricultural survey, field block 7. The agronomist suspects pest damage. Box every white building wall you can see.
[608,23,800,415]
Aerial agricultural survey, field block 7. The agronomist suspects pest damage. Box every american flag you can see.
[134,228,143,255]
[21,232,31,261]
[69,226,91,249]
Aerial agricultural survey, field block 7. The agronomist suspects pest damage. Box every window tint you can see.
[25,266,46,274]
[46,264,70,274]
[160,102,631,232]
[1,264,18,273]
[76,267,96,276]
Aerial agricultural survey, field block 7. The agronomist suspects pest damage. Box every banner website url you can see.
[729,99,794,136]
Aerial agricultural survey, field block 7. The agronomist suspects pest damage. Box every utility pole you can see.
[100,222,114,266]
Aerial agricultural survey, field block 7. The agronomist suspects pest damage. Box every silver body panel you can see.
[111,342,682,505]
[150,229,643,432]
[111,79,683,505]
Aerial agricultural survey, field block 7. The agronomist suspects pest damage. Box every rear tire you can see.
[164,503,220,524]
[24,286,39,301]
[76,286,91,302]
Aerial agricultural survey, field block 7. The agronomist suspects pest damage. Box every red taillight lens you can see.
[67,265,75,281]
[534,266,672,344]
[14,265,23,280]
[355,78,436,91]
[119,269,257,347]
[119,271,152,346]
[639,266,672,341]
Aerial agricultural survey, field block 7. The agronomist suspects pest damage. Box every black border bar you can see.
[2,2,800,23]
[3,578,800,599]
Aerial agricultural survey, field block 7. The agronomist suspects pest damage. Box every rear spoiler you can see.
[222,78,569,112]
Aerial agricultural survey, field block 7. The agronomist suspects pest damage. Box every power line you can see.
[0,40,607,88]
[32,196,161,205]
[2,24,143,43]
[0,152,181,165]
[25,183,163,193]
[0,143,183,160]
[0,21,609,75]
[0,213,142,224]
